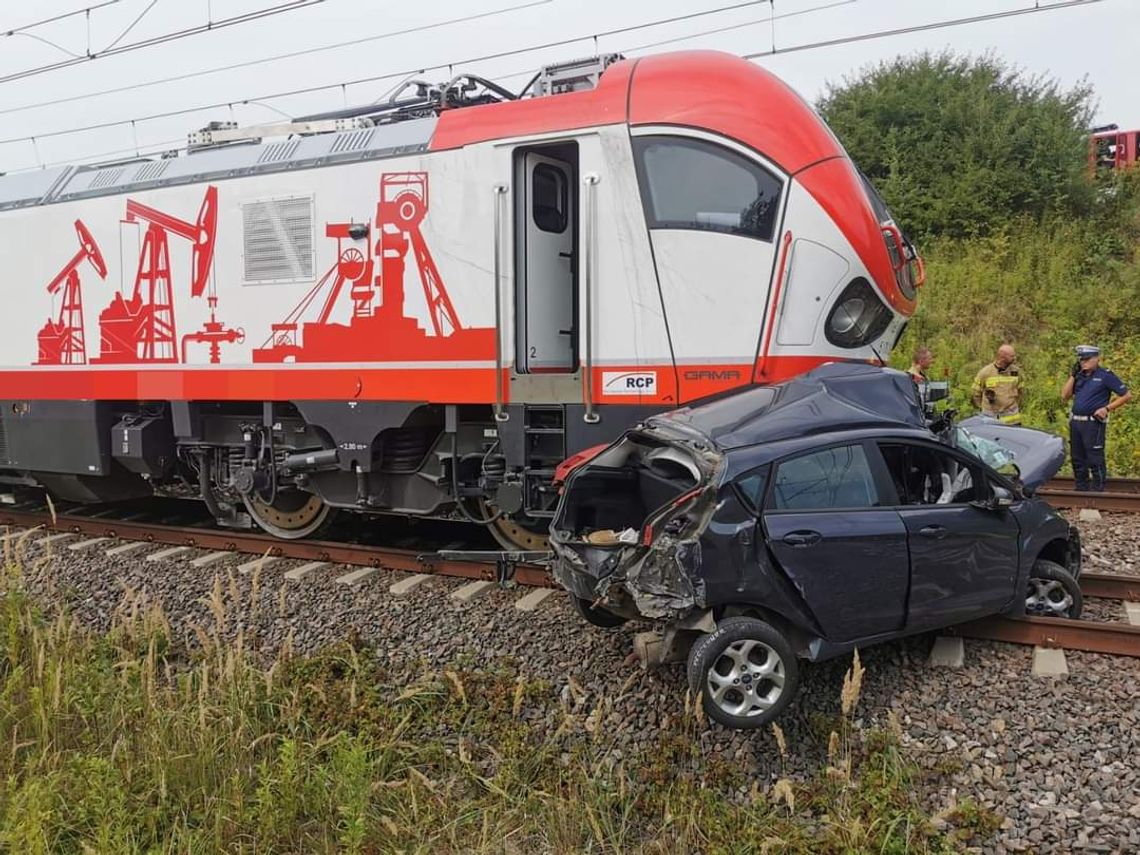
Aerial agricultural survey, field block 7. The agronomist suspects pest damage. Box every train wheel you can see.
[244,490,332,540]
[480,501,551,551]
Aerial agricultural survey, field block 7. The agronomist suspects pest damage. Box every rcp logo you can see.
[602,371,657,396]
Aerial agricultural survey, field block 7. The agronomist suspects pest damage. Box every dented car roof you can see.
[647,363,926,451]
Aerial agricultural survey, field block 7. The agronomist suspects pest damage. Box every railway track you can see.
[0,502,552,588]
[1039,476,1140,512]
[2,502,1137,658]
[954,572,1140,658]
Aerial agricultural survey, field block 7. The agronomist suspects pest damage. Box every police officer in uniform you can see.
[1061,345,1132,491]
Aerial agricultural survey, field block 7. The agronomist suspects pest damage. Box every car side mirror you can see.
[973,485,1015,511]
[923,381,950,403]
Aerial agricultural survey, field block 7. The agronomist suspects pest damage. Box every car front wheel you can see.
[1025,559,1082,619]
[687,616,800,730]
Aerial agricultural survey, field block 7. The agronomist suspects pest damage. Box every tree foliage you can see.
[891,171,1140,474]
[818,52,1095,241]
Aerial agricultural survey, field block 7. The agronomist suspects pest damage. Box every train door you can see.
[515,144,578,373]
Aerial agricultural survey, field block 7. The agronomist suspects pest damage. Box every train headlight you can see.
[825,278,892,348]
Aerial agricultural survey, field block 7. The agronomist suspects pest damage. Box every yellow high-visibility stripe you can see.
[985,376,1019,387]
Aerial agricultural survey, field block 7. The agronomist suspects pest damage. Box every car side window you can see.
[769,445,880,511]
[733,465,770,511]
[879,443,981,505]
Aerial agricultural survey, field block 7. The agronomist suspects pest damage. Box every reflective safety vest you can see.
[971,361,1022,424]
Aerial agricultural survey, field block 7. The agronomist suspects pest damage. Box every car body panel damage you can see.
[551,364,1080,728]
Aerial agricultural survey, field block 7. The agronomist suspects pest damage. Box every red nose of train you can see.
[627,50,921,320]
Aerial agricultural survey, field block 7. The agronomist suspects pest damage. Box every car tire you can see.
[1025,560,1082,620]
[570,594,628,628]
[686,616,800,730]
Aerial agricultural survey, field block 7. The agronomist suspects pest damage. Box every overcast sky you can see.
[0,0,1133,174]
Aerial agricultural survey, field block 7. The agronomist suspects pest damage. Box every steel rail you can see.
[1035,487,1140,513]
[1045,477,1140,494]
[1079,572,1140,601]
[953,614,1140,659]
[0,508,553,588]
[949,573,1140,658]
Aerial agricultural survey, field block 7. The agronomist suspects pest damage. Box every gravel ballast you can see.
[7,511,1140,853]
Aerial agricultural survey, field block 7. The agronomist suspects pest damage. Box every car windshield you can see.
[954,426,1019,477]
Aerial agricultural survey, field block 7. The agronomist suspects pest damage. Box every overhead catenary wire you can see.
[0,0,1115,164]
[0,0,555,119]
[0,0,329,86]
[1,1,121,36]
[21,137,186,173]
[621,0,854,54]
[0,0,777,146]
[422,0,858,97]
[743,0,1111,59]
[102,0,162,52]
[6,31,86,59]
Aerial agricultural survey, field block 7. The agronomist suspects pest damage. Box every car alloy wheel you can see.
[687,616,800,730]
[1024,559,1082,620]
[707,639,785,717]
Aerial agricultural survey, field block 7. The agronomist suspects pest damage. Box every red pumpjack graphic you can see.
[253,172,495,363]
[93,185,236,363]
[36,220,108,366]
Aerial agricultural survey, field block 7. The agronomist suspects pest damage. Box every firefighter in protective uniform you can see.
[1061,345,1132,492]
[971,344,1022,424]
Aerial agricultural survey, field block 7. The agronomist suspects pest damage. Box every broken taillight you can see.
[641,486,705,546]
[553,442,610,488]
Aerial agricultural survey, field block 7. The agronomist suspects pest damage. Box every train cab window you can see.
[532,163,568,233]
[632,136,782,241]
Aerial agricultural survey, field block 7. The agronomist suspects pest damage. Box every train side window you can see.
[532,163,568,234]
[632,136,782,241]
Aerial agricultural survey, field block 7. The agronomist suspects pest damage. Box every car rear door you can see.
[877,442,1020,629]
[761,441,908,642]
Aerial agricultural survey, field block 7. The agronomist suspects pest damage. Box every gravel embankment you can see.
[1070,511,1140,576]
[7,511,1140,854]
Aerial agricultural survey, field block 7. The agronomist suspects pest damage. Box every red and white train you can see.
[0,50,922,549]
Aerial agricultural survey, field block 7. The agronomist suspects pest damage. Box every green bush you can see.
[819,52,1094,242]
[892,182,1140,475]
[819,51,1140,475]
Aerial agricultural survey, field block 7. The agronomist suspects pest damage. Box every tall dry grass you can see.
[0,537,987,852]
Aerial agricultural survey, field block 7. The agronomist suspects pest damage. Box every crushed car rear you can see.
[550,425,725,622]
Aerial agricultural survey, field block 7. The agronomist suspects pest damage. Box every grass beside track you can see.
[0,554,993,853]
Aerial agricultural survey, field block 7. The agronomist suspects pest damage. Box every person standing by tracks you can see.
[1062,345,1132,492]
[908,346,934,384]
[972,344,1023,424]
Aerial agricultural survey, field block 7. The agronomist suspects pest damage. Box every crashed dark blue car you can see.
[550,364,1081,730]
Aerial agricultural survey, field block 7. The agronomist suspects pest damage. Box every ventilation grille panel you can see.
[330,129,375,154]
[242,196,315,283]
[0,415,9,464]
[134,160,171,182]
[90,167,125,189]
[258,140,301,164]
